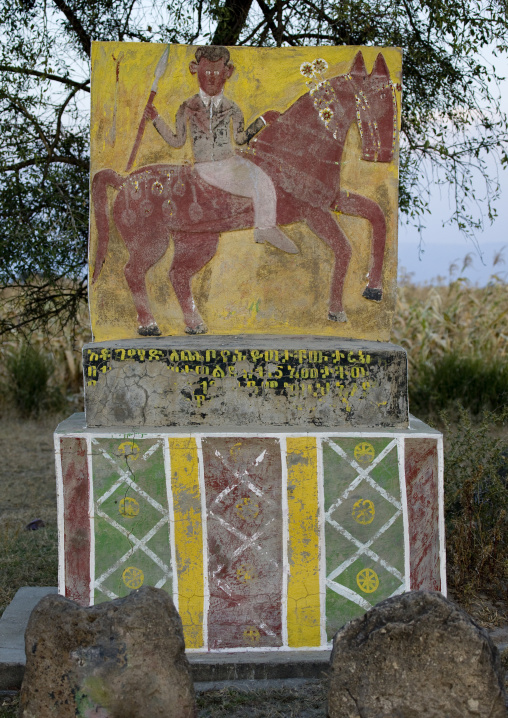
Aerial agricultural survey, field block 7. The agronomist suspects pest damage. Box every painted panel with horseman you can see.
[89,43,402,341]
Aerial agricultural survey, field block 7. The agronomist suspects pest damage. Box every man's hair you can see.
[195,46,231,65]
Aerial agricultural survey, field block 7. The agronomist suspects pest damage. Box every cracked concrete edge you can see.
[83,336,407,352]
[55,412,441,436]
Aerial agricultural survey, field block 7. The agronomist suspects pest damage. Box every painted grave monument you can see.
[56,43,445,653]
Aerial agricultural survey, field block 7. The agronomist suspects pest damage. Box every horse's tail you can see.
[91,168,124,284]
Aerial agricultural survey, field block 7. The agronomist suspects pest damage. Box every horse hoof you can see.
[328,311,347,323]
[363,287,382,302]
[138,323,161,336]
[185,322,207,335]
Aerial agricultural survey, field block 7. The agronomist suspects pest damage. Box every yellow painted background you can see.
[286,437,321,647]
[89,43,402,340]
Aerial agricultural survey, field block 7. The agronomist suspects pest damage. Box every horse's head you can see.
[348,52,398,163]
[315,52,398,163]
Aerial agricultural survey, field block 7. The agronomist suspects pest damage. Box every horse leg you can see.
[305,208,352,322]
[123,233,170,336]
[334,190,386,301]
[169,231,220,334]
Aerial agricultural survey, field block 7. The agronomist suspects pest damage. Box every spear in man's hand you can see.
[126,45,170,172]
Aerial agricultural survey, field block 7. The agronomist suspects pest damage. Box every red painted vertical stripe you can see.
[60,438,90,605]
[202,437,283,650]
[405,438,441,591]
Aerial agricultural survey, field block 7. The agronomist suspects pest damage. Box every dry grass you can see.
[196,683,327,717]
[394,270,508,368]
[0,682,328,718]
[0,414,63,618]
[0,288,91,409]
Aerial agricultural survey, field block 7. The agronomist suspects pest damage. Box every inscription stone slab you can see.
[83,337,408,428]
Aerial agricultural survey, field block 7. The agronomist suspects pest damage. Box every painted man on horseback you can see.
[143,45,298,254]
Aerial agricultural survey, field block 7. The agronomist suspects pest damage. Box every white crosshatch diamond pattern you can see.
[324,438,405,610]
[91,439,172,600]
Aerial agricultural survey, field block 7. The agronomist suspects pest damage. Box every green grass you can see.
[3,343,63,417]
[0,523,58,619]
[0,696,18,718]
[410,353,508,416]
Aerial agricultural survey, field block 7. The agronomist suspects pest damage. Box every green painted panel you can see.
[371,514,405,575]
[322,442,357,506]
[328,437,393,468]
[326,590,366,639]
[91,438,173,602]
[323,436,404,639]
[333,556,401,604]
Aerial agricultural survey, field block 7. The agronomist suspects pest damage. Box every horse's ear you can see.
[350,52,367,78]
[371,53,390,80]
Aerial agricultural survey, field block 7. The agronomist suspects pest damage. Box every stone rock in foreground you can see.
[328,590,507,718]
[19,586,195,718]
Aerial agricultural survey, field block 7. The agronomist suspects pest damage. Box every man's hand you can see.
[263,110,280,125]
[144,103,158,121]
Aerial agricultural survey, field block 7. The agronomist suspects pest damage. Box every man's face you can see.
[190,58,233,96]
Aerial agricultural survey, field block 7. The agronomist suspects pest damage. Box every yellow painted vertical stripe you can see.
[169,438,204,649]
[286,437,321,647]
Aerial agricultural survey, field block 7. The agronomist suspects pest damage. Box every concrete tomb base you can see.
[55,412,444,653]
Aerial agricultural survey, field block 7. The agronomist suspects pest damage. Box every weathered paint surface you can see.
[322,437,404,640]
[91,438,172,602]
[60,437,90,605]
[201,437,283,649]
[286,438,321,647]
[83,338,409,429]
[169,437,205,648]
[89,44,402,341]
[56,416,444,650]
[405,438,441,591]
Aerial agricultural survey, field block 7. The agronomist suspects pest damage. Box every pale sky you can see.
[398,48,508,286]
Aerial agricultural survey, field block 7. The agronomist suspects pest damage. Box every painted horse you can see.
[91,51,398,335]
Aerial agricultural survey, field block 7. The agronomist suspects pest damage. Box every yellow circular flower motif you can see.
[243,626,260,643]
[117,441,140,460]
[356,568,379,594]
[235,497,260,520]
[119,496,140,517]
[312,58,328,74]
[237,563,257,583]
[300,61,314,78]
[122,566,144,589]
[352,498,375,525]
[354,441,375,466]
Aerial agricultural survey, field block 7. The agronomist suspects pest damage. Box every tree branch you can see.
[189,0,204,44]
[237,16,266,45]
[255,0,297,45]
[212,0,254,46]
[52,0,91,57]
[42,85,83,183]
[5,96,51,152]
[0,65,90,91]
[1,156,89,172]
